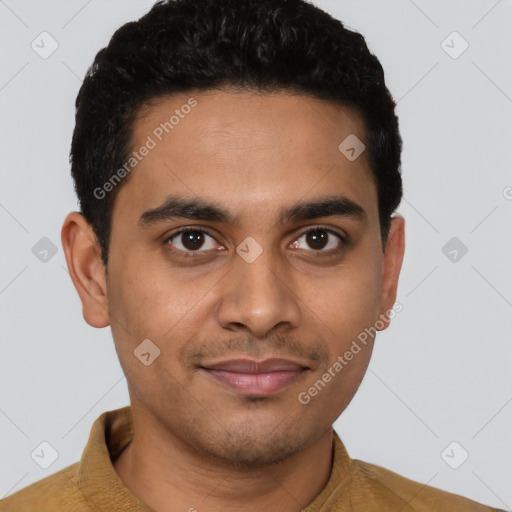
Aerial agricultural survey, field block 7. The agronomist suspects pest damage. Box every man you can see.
[0,0,504,510]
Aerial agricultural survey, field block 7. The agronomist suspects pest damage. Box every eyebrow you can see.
[138,194,366,229]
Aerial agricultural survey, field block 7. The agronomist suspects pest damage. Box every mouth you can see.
[199,358,310,396]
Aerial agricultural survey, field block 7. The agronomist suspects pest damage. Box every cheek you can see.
[106,252,221,378]
[106,251,190,338]
[296,341,373,427]
[304,257,382,342]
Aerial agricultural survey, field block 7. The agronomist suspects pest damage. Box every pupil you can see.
[307,230,328,250]
[182,231,204,250]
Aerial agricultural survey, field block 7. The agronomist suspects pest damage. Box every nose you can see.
[215,246,301,339]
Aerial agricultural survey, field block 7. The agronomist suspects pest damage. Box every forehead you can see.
[113,89,378,228]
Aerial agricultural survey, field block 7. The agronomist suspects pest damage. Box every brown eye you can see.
[305,230,329,250]
[166,229,219,253]
[290,228,345,252]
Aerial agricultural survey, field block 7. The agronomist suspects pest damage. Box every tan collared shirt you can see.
[0,406,504,511]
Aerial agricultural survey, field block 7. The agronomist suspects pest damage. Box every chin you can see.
[191,422,310,469]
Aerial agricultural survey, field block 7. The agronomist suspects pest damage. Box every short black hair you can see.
[71,0,402,266]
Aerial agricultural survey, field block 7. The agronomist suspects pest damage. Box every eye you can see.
[164,226,346,258]
[290,227,345,253]
[165,229,223,255]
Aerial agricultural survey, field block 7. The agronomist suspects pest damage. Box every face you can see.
[63,89,405,467]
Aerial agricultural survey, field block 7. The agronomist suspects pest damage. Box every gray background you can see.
[0,0,511,509]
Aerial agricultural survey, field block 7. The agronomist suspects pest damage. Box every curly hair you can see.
[70,0,402,266]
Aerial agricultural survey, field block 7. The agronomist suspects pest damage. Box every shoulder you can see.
[0,462,90,512]
[350,459,505,512]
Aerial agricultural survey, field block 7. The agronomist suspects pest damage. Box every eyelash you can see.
[163,226,347,258]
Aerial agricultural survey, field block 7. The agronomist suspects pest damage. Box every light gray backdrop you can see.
[0,0,511,509]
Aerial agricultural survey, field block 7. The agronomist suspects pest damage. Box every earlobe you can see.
[376,215,405,331]
[61,212,110,328]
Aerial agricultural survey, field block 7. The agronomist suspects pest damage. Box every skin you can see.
[61,89,405,512]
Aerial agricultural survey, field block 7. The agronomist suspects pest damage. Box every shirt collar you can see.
[76,406,152,511]
[74,406,353,511]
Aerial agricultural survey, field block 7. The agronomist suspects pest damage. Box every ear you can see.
[376,215,405,331]
[61,212,110,328]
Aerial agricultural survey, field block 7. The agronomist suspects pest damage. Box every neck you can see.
[114,407,334,512]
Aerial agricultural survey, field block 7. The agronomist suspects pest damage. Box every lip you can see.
[200,358,309,396]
